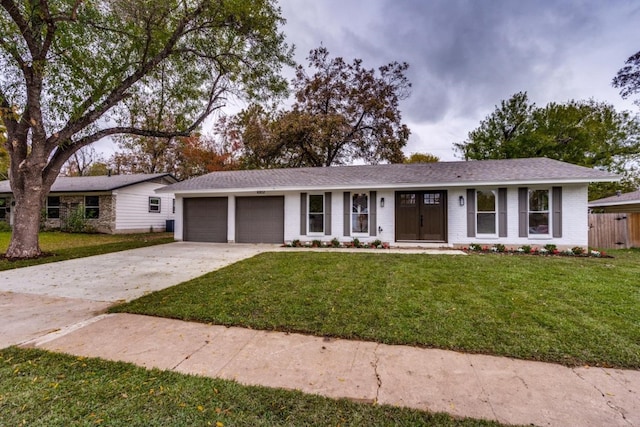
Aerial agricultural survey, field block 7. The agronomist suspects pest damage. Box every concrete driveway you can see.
[0,242,274,348]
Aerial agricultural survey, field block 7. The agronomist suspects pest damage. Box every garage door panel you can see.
[183,197,228,242]
[236,196,284,243]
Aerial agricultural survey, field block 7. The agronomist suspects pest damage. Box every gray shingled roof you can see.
[158,158,618,193]
[589,189,640,206]
[0,173,177,194]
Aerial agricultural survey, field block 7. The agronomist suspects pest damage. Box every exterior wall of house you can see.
[448,184,588,249]
[113,182,175,233]
[173,183,590,248]
[43,194,115,233]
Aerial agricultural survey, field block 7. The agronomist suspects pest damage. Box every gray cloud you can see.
[278,0,640,159]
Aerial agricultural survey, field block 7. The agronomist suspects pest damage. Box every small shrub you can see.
[544,244,557,252]
[63,205,89,233]
[572,246,585,255]
[493,243,506,253]
[330,237,341,248]
[469,243,482,251]
[351,238,362,248]
[291,239,302,247]
[371,239,382,248]
[311,239,322,248]
[0,221,11,232]
[520,245,532,254]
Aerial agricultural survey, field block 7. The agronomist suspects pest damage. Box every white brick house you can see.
[157,158,618,248]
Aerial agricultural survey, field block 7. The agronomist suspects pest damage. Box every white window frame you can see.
[528,188,551,237]
[476,189,497,237]
[149,197,161,213]
[307,194,324,235]
[351,192,370,235]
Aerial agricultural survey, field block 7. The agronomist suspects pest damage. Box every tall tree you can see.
[404,152,439,163]
[454,93,640,199]
[61,146,105,176]
[110,133,240,180]
[0,0,291,258]
[224,47,411,168]
[613,50,640,106]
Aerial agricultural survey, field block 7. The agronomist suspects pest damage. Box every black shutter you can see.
[518,187,528,237]
[498,188,507,237]
[466,189,476,237]
[370,191,377,236]
[343,192,350,237]
[324,192,332,236]
[552,187,562,238]
[300,193,307,235]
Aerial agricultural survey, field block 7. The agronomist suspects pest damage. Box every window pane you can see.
[477,213,496,234]
[423,193,440,205]
[400,194,416,206]
[47,208,60,219]
[85,207,99,219]
[309,195,323,213]
[47,196,60,207]
[476,191,495,212]
[529,190,549,211]
[85,196,99,207]
[529,213,549,234]
[352,193,368,214]
[309,213,324,232]
[352,213,369,233]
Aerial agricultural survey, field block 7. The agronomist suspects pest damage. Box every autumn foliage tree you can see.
[111,133,240,180]
[0,0,291,258]
[222,47,411,168]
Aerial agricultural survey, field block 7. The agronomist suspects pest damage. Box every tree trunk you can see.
[5,186,44,260]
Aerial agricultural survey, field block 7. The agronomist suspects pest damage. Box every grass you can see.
[112,250,640,369]
[0,347,503,427]
[0,231,174,270]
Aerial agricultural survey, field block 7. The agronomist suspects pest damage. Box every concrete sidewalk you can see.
[27,313,640,427]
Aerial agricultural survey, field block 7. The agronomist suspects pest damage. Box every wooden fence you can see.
[588,213,640,249]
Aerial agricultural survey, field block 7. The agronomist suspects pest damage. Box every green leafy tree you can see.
[454,93,640,199]
[0,0,292,258]
[404,152,439,163]
[613,50,640,106]
[223,47,411,168]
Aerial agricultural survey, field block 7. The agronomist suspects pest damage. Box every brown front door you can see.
[395,191,447,242]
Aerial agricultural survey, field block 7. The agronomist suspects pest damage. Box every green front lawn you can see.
[0,232,174,270]
[112,250,640,369]
[0,347,501,426]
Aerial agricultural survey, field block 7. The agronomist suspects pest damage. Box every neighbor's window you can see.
[352,193,369,234]
[47,196,60,219]
[308,194,324,233]
[84,196,100,219]
[149,197,161,213]
[528,189,549,234]
[476,190,496,234]
[0,198,7,220]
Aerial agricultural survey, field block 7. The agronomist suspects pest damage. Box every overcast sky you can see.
[276,0,640,160]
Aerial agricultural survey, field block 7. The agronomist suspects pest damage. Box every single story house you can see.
[157,157,618,248]
[588,189,640,213]
[0,173,177,234]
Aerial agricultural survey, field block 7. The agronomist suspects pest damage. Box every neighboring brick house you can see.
[0,173,177,234]
[157,158,618,249]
